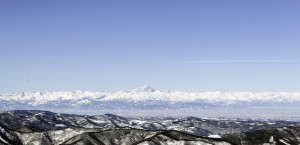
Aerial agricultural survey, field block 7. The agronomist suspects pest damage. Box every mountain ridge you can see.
[1,110,300,145]
[1,85,300,103]
[1,85,300,119]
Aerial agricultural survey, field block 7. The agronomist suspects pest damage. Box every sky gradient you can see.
[0,0,299,93]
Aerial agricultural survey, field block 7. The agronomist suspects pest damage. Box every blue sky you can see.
[0,0,299,92]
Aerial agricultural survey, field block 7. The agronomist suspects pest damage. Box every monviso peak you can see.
[134,84,155,92]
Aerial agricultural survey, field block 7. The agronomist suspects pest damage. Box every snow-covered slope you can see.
[1,85,300,111]
[1,110,300,145]
[4,110,300,136]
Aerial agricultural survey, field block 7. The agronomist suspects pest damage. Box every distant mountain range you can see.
[1,85,300,112]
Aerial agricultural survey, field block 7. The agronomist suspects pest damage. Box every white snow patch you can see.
[269,136,274,142]
[55,124,67,127]
[0,136,9,144]
[131,120,148,124]
[208,135,222,138]
[279,139,290,145]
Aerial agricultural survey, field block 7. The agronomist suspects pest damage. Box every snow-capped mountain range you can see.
[1,84,300,112]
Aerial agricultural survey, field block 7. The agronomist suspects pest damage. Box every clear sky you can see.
[0,0,299,93]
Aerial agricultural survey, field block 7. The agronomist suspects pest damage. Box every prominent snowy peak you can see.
[132,84,155,92]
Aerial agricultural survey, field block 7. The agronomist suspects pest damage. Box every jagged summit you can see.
[133,84,155,92]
